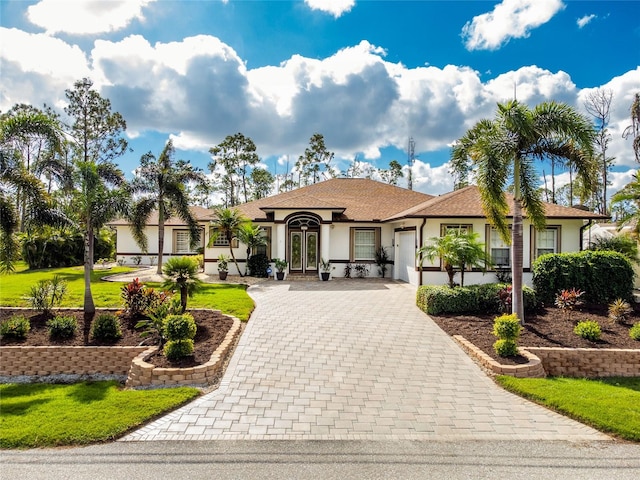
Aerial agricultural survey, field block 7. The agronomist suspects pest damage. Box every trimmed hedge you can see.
[416,283,537,316]
[532,251,634,305]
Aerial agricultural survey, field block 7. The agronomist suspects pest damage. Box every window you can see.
[209,228,238,248]
[534,227,560,259]
[253,227,271,258]
[350,228,380,261]
[173,229,204,254]
[440,224,472,236]
[487,227,510,267]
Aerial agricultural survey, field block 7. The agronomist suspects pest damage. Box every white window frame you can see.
[173,229,204,254]
[533,226,561,260]
[487,226,511,268]
[350,227,380,262]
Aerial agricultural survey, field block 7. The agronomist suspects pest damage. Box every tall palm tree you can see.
[130,139,206,274]
[236,222,266,276]
[0,112,67,272]
[209,207,247,277]
[451,100,595,323]
[623,93,640,163]
[611,170,640,235]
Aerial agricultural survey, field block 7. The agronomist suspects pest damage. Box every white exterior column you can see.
[320,223,331,278]
[276,223,286,260]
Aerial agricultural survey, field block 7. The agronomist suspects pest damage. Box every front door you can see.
[290,230,318,273]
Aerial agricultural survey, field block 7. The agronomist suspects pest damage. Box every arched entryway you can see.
[287,214,320,274]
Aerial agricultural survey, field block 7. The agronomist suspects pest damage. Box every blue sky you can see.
[1,0,639,197]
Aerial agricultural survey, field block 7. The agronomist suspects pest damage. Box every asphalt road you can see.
[3,440,640,479]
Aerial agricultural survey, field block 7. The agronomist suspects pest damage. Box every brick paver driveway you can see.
[123,280,608,441]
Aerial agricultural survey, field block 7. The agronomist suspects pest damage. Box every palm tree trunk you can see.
[512,157,525,324]
[157,205,165,275]
[228,244,243,277]
[83,226,95,314]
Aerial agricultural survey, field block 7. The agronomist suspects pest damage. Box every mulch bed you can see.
[430,304,640,366]
[0,308,233,369]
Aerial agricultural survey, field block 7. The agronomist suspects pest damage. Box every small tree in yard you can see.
[236,222,266,276]
[418,230,490,287]
[162,256,202,313]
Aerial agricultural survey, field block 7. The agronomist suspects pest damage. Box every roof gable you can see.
[237,178,433,222]
[386,185,608,220]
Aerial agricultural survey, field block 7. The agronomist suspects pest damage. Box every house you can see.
[109,178,607,286]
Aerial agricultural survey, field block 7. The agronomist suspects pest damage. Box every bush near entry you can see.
[532,251,633,306]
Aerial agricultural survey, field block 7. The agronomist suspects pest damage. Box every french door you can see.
[289,230,318,273]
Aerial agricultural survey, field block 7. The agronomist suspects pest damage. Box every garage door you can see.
[396,231,415,283]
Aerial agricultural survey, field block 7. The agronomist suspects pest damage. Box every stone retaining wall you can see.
[0,346,149,376]
[454,335,640,378]
[125,316,242,387]
[453,336,546,378]
[526,347,640,378]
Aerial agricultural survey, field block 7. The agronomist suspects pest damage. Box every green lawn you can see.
[0,381,199,448]
[0,262,254,320]
[497,376,640,441]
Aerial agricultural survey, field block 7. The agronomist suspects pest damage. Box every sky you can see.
[1,0,639,198]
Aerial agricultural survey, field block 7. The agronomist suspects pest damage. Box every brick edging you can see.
[125,315,242,388]
[453,335,640,378]
[453,335,546,378]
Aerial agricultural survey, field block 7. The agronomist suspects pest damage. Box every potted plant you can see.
[320,258,331,281]
[217,254,229,280]
[273,258,287,280]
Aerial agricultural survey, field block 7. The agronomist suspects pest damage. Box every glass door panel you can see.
[306,232,318,270]
[290,232,302,270]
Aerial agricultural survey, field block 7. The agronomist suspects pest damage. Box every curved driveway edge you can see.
[122,280,609,441]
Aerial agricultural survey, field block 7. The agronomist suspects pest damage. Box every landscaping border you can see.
[0,310,242,388]
[454,335,640,378]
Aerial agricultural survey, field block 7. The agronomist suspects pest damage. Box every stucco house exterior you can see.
[109,178,607,286]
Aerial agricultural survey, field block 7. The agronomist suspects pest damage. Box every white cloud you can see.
[305,0,355,18]
[577,14,597,29]
[462,0,565,51]
[410,160,454,196]
[27,0,156,35]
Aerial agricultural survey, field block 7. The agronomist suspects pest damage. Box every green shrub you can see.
[416,283,537,316]
[574,320,602,341]
[47,315,77,339]
[248,253,270,278]
[25,275,67,314]
[493,338,519,357]
[416,285,478,315]
[163,314,197,342]
[91,313,122,342]
[630,323,640,341]
[0,315,30,340]
[492,314,522,340]
[163,339,194,360]
[533,251,633,305]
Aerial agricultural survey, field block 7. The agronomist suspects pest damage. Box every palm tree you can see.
[622,93,640,163]
[0,111,68,272]
[611,170,640,235]
[451,100,595,323]
[209,207,247,277]
[236,222,266,275]
[130,139,206,274]
[418,230,490,287]
[162,256,203,313]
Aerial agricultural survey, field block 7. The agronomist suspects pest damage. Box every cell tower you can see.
[407,137,415,190]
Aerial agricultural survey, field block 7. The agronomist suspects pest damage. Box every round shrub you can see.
[163,314,197,341]
[163,339,194,361]
[493,339,519,357]
[91,313,122,342]
[492,314,522,340]
[0,315,30,340]
[574,320,601,341]
[630,323,640,341]
[248,253,270,278]
[47,315,77,339]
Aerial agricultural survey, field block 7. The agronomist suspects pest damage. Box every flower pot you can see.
[276,272,285,281]
[321,272,330,281]
[219,271,228,280]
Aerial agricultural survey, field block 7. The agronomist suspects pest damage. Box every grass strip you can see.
[496,376,640,442]
[0,381,199,448]
[0,263,254,321]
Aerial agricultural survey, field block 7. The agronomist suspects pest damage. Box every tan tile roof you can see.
[237,178,434,222]
[108,206,213,226]
[386,185,609,220]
